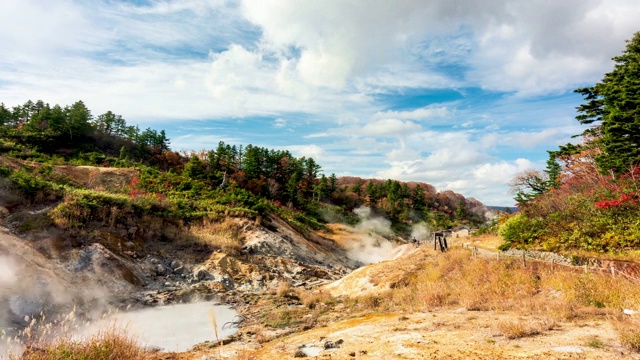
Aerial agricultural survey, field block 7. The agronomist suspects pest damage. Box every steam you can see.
[0,235,115,358]
[346,233,395,264]
[341,207,393,264]
[0,255,18,353]
[342,207,435,264]
[0,255,18,286]
[411,222,431,241]
[353,206,393,236]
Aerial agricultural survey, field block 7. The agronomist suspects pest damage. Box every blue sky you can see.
[1,0,639,206]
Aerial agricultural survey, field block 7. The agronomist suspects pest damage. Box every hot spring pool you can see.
[75,301,239,352]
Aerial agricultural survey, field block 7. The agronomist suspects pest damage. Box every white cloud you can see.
[3,0,638,120]
[286,144,325,160]
[361,119,422,137]
[273,118,287,128]
[241,0,640,95]
[373,105,452,121]
[171,134,242,151]
[473,159,537,186]
[466,1,640,95]
[479,127,580,149]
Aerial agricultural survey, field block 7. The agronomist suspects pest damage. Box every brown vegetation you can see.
[342,248,640,320]
[13,330,144,360]
[614,317,640,352]
[188,217,245,254]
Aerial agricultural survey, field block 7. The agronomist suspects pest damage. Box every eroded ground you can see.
[219,310,627,360]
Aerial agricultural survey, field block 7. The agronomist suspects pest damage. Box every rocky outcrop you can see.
[68,243,145,288]
[243,216,360,272]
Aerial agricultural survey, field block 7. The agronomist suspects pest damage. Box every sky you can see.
[1,0,639,206]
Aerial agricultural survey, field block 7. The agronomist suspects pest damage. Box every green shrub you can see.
[0,164,11,177]
[9,170,63,202]
[498,213,545,248]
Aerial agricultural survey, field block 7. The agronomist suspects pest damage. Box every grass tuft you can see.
[614,317,640,352]
[11,330,143,360]
[496,317,556,339]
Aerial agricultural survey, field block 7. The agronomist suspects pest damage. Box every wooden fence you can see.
[464,244,640,283]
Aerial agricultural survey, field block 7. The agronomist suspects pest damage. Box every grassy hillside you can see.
[0,100,491,240]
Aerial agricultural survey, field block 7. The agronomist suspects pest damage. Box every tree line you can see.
[0,100,170,154]
[0,99,488,230]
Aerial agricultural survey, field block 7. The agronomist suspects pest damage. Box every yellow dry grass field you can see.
[467,234,504,251]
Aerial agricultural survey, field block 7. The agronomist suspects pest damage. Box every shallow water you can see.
[75,302,239,352]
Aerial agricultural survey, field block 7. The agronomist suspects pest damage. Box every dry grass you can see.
[190,217,244,253]
[11,330,144,360]
[496,318,556,339]
[276,280,292,297]
[585,335,605,349]
[208,308,222,359]
[345,248,640,323]
[299,290,335,309]
[468,234,503,250]
[614,317,640,352]
[496,320,541,339]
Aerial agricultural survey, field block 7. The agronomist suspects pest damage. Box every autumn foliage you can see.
[501,147,640,253]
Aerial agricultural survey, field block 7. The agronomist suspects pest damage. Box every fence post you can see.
[611,264,615,276]
[551,259,554,270]
[522,252,526,268]
[584,264,588,273]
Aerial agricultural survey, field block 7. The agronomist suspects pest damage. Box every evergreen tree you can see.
[328,173,338,194]
[314,174,329,201]
[0,103,11,128]
[243,144,263,180]
[94,111,123,135]
[366,181,379,207]
[26,102,51,131]
[574,31,640,174]
[63,100,91,139]
[48,105,66,135]
[545,150,562,188]
[183,156,207,180]
[412,185,427,212]
[350,180,364,199]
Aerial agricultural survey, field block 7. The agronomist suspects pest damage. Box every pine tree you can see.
[0,103,11,128]
[575,31,640,174]
[63,100,92,139]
